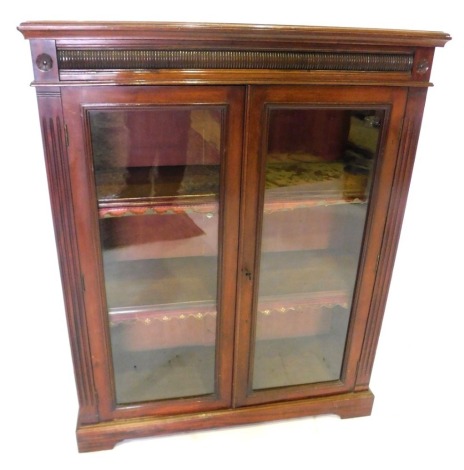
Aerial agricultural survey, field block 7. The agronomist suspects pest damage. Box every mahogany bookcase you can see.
[19,21,450,451]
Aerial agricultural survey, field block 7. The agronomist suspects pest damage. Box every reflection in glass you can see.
[252,108,383,390]
[89,106,224,404]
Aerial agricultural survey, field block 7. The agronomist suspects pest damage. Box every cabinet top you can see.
[18,21,450,47]
[19,22,451,87]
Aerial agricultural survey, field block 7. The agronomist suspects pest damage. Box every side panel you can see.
[355,87,429,388]
[35,87,99,424]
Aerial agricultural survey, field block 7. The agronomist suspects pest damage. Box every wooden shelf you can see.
[104,250,356,310]
[97,145,372,219]
[96,165,220,206]
[105,251,356,351]
[109,291,350,351]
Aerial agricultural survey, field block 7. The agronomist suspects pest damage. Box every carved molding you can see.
[58,49,414,72]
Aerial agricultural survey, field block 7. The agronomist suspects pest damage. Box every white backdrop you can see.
[2,2,463,469]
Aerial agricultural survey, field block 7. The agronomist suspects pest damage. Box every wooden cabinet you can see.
[19,21,450,452]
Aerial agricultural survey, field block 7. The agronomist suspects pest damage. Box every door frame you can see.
[233,85,408,407]
[62,85,245,420]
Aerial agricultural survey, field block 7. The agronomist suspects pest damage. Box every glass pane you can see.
[252,108,383,390]
[89,106,224,404]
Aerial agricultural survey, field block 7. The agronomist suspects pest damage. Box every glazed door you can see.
[234,85,407,406]
[62,86,244,419]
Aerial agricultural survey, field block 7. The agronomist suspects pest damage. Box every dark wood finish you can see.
[61,85,244,420]
[35,87,99,425]
[77,390,374,452]
[19,21,450,88]
[355,87,430,389]
[234,85,409,407]
[55,49,415,72]
[18,21,450,47]
[19,21,450,452]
